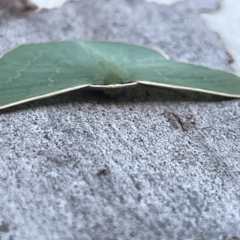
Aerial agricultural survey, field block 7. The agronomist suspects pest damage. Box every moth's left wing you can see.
[0,41,95,110]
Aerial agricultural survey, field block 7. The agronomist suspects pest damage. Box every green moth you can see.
[0,41,240,110]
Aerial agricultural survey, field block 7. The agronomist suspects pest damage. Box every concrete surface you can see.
[0,0,240,239]
[144,0,184,6]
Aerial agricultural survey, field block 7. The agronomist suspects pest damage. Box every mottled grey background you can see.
[0,0,240,239]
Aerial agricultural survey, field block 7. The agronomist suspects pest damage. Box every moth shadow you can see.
[1,84,232,114]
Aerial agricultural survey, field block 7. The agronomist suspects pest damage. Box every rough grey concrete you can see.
[0,0,240,239]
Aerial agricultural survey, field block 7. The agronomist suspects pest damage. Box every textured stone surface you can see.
[0,0,240,239]
[201,0,240,76]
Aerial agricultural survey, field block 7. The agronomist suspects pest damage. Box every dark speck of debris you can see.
[226,52,234,64]
[226,237,240,240]
[97,166,110,176]
[163,111,196,132]
[0,221,9,232]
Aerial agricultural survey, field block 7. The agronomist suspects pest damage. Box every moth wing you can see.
[127,60,240,97]
[91,42,240,98]
[0,41,94,109]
